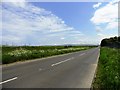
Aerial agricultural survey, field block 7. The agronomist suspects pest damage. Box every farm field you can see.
[2,46,95,64]
[92,47,120,89]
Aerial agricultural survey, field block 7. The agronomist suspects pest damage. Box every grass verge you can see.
[92,47,120,89]
[2,46,95,64]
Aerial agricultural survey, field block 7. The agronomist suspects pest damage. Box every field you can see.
[2,46,94,64]
[92,47,120,89]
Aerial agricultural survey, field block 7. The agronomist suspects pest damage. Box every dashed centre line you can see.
[0,77,18,85]
[79,53,85,56]
[38,68,42,71]
[51,57,74,66]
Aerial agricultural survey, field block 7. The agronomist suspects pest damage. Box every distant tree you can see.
[101,36,120,48]
[64,45,72,48]
[118,36,120,42]
[101,39,109,47]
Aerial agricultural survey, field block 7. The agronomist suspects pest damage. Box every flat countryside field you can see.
[2,46,95,64]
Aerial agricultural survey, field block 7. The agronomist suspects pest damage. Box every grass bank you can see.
[92,47,120,89]
[2,46,95,64]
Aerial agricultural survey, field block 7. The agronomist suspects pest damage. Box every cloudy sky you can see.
[1,0,119,45]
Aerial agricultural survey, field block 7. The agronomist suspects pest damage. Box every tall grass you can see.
[2,46,94,64]
[92,47,120,89]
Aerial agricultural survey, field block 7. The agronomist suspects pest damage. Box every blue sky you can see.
[1,0,118,45]
[32,2,95,34]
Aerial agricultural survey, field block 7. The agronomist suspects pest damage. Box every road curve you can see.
[2,47,100,88]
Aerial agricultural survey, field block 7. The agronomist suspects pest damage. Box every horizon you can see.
[1,44,99,46]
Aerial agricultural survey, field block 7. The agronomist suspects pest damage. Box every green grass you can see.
[2,46,95,64]
[92,47,120,89]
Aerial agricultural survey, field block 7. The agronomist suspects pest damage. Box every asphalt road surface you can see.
[2,47,100,88]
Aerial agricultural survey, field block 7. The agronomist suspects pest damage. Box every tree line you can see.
[101,36,120,48]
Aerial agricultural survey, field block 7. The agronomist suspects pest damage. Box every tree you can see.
[100,36,120,48]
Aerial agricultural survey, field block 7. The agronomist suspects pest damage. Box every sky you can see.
[1,0,119,46]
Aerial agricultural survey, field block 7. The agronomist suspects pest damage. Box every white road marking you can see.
[79,53,85,56]
[0,77,18,85]
[39,68,42,71]
[99,48,100,51]
[51,57,74,66]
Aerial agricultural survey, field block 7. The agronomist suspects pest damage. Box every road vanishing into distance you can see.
[2,47,100,88]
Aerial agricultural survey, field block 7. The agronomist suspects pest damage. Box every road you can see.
[2,47,100,88]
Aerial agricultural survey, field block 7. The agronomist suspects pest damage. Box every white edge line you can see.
[0,77,18,85]
[90,50,100,88]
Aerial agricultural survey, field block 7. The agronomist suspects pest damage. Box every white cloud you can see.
[91,1,118,30]
[91,3,117,25]
[106,21,118,30]
[2,35,23,44]
[60,37,65,40]
[91,1,119,43]
[2,1,85,45]
[93,3,102,9]
[109,0,120,4]
[97,33,103,36]
[96,26,102,32]
[97,33,117,41]
[3,0,26,7]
